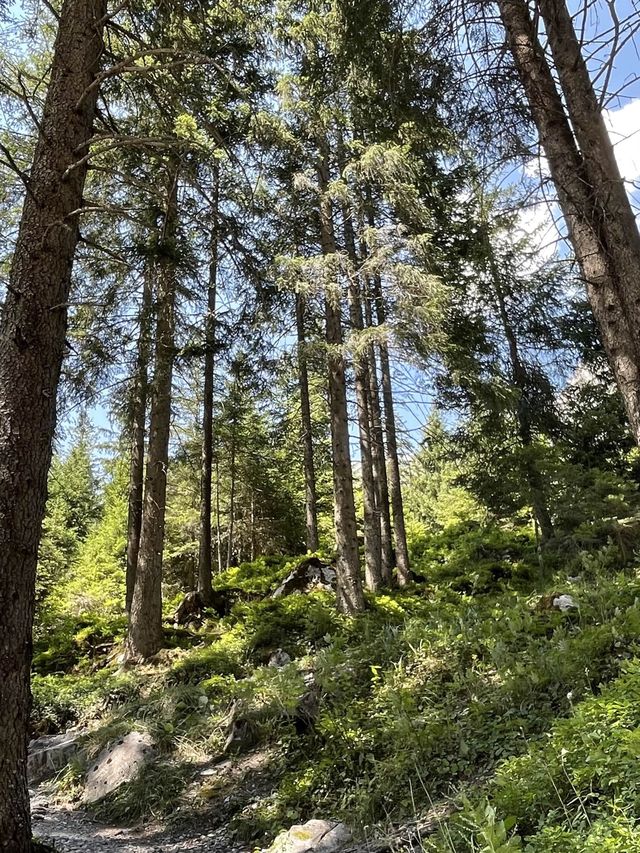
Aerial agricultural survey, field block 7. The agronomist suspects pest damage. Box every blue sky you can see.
[51,1,640,461]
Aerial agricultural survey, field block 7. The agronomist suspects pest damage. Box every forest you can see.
[2,0,640,851]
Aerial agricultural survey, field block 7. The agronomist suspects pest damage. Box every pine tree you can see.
[0,2,107,846]
[496,0,640,443]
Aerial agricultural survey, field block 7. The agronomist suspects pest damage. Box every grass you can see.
[30,529,640,848]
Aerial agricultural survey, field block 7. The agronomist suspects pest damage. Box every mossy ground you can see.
[32,526,640,850]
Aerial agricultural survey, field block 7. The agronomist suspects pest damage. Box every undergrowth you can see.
[31,529,640,848]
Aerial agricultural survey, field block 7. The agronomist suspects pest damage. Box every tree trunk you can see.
[198,178,219,604]
[497,0,640,444]
[0,2,106,848]
[127,169,179,660]
[295,292,320,552]
[250,491,256,562]
[363,193,411,584]
[227,427,236,570]
[376,319,411,586]
[340,195,383,591]
[537,0,640,317]
[317,141,365,613]
[126,260,154,613]
[215,455,223,572]
[362,288,394,584]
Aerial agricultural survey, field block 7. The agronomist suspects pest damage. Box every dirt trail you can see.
[31,790,247,853]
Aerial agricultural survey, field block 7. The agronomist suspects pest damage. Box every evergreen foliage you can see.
[1,0,640,850]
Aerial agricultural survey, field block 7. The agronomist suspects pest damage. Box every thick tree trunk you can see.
[295,292,320,552]
[317,142,365,613]
[126,261,154,613]
[497,0,640,444]
[198,185,219,605]
[0,2,106,849]
[340,199,383,590]
[127,170,179,660]
[537,0,640,315]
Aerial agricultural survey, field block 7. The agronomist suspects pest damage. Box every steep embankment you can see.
[31,526,640,851]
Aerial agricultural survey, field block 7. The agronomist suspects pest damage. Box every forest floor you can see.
[31,785,245,852]
[31,523,640,852]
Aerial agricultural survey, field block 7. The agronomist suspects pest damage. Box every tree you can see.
[126,258,154,613]
[0,1,107,847]
[317,140,366,612]
[38,425,102,610]
[295,290,321,551]
[127,166,180,660]
[198,171,220,603]
[495,0,640,443]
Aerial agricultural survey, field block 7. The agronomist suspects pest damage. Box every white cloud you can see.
[604,98,640,185]
[515,98,640,255]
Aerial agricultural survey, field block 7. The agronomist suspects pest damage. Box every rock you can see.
[28,731,85,783]
[268,649,292,668]
[553,594,578,612]
[264,820,351,853]
[172,589,230,625]
[273,558,336,598]
[83,731,154,804]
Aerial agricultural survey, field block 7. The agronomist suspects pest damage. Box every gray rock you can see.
[264,820,351,853]
[83,731,154,804]
[28,731,85,782]
[268,649,292,668]
[273,558,336,599]
[553,594,578,612]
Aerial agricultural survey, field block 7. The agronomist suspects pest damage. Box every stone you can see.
[273,558,336,599]
[268,649,292,668]
[83,731,154,804]
[553,594,578,612]
[28,731,85,783]
[264,820,351,853]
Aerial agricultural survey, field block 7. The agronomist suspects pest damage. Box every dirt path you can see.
[31,790,248,853]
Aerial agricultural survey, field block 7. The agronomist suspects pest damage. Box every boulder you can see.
[273,558,336,598]
[268,649,292,668]
[172,589,232,626]
[83,731,154,803]
[28,731,85,783]
[264,820,351,853]
[553,594,578,612]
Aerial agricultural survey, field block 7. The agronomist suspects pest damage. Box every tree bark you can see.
[362,288,394,584]
[295,291,320,552]
[0,2,106,848]
[363,193,410,584]
[127,169,179,660]
[198,176,219,604]
[340,197,383,591]
[536,0,640,316]
[375,307,411,586]
[497,0,640,444]
[317,141,365,613]
[226,421,237,570]
[126,260,154,613]
[215,455,223,572]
